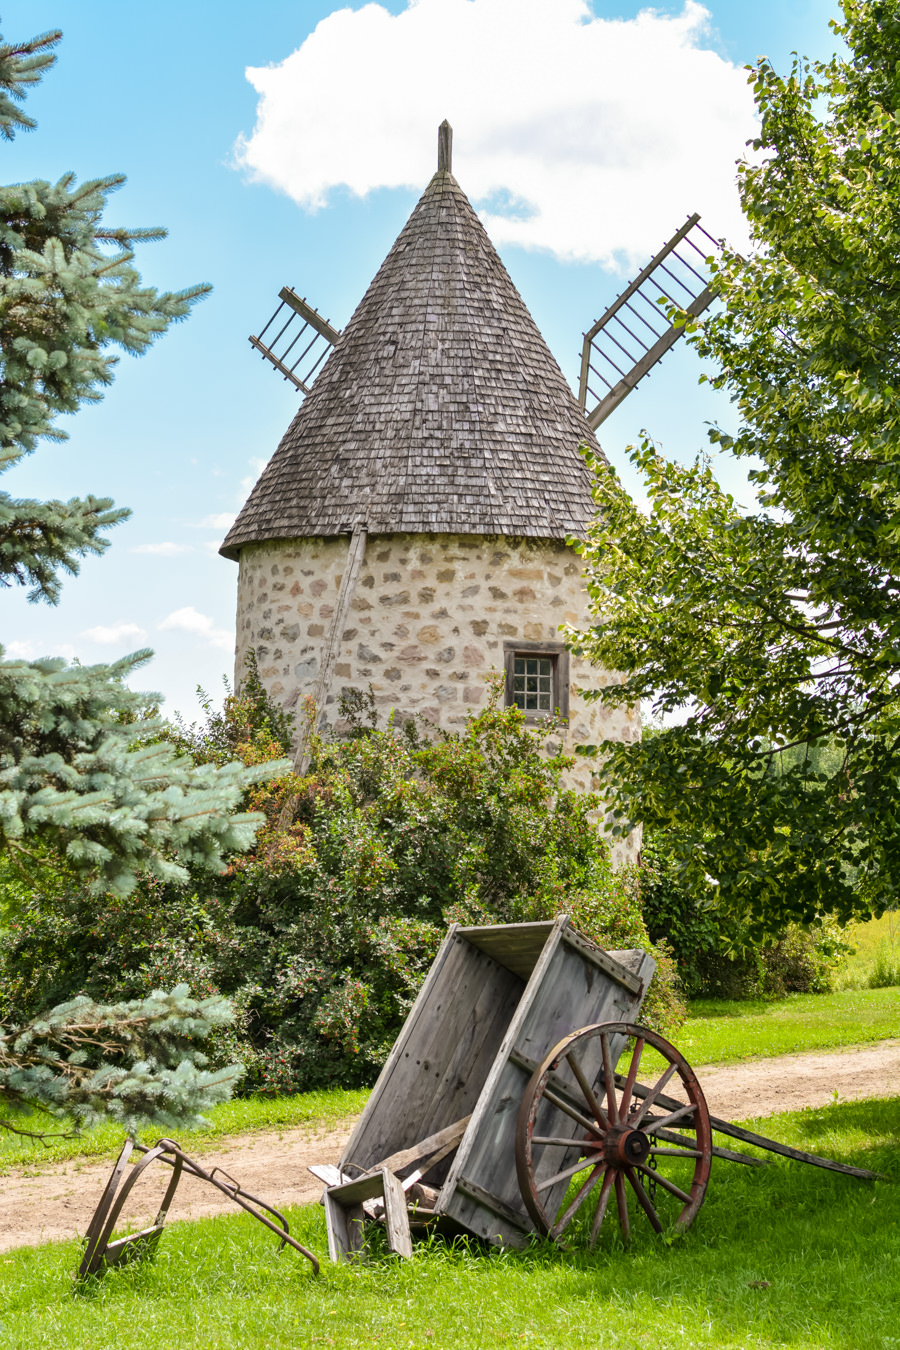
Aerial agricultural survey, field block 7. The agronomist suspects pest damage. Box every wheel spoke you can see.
[625,1165,663,1234]
[588,1168,616,1249]
[532,1135,603,1148]
[629,1063,678,1127]
[568,1048,610,1130]
[636,1163,691,1204]
[650,1146,703,1158]
[643,1103,696,1134]
[536,1155,599,1193]
[600,1034,619,1125]
[614,1170,630,1242]
[550,1162,608,1239]
[618,1036,645,1121]
[542,1087,604,1138]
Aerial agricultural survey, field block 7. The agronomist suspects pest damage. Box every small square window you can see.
[504,644,569,721]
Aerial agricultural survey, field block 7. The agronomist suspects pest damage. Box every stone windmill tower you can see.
[222,124,717,842]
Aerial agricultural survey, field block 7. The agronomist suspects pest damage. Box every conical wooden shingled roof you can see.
[221,132,603,559]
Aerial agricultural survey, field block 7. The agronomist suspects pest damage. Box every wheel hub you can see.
[605,1126,651,1168]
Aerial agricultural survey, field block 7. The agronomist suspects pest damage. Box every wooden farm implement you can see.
[313,917,879,1260]
[78,1137,319,1280]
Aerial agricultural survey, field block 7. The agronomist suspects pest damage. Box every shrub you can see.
[641,830,850,999]
[0,672,683,1093]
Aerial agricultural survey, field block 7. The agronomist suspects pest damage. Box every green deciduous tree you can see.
[571,0,900,937]
[0,23,285,1136]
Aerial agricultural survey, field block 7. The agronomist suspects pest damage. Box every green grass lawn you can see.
[1,1097,898,1350]
[678,985,899,1066]
[0,1087,370,1176]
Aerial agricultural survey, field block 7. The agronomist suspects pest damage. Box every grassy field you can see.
[679,984,899,1066]
[1,1097,898,1350]
[0,1087,370,1176]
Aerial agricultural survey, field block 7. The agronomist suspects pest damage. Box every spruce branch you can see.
[0,987,244,1137]
[0,28,61,139]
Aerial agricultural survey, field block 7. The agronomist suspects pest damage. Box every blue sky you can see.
[3,0,839,721]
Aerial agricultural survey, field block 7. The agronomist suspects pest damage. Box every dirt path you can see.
[2,1039,898,1254]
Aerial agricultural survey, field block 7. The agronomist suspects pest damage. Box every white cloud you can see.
[131,542,192,556]
[192,512,237,531]
[82,622,148,646]
[4,639,79,661]
[234,0,756,267]
[158,606,233,651]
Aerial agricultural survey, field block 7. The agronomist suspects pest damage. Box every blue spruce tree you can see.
[0,25,286,1138]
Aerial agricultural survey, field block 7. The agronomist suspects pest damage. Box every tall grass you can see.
[840,910,900,990]
[867,940,900,989]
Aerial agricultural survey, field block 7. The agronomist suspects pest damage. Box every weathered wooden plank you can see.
[415,958,523,1174]
[708,1117,882,1179]
[457,922,555,980]
[382,1169,414,1259]
[651,1126,766,1166]
[365,1115,471,1177]
[560,930,645,995]
[457,924,646,995]
[327,1172,392,1205]
[324,1191,365,1262]
[437,919,568,1244]
[308,1164,353,1189]
[341,935,522,1177]
[339,924,462,1170]
[364,949,514,1167]
[455,1177,531,1234]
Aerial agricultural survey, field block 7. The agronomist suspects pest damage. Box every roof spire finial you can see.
[438,120,453,173]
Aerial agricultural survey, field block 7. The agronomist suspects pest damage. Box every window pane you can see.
[508,650,559,716]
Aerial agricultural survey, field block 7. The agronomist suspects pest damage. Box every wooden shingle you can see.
[221,151,604,559]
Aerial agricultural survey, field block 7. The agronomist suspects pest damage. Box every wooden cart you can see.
[316,916,878,1261]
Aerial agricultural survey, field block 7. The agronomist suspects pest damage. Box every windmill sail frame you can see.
[578,215,721,430]
[249,287,341,394]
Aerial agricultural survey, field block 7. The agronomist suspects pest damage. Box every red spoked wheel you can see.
[515,1022,712,1246]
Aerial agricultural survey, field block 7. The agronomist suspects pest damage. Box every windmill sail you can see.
[249,287,341,394]
[578,215,721,430]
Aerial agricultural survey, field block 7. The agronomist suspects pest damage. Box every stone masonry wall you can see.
[234,533,640,861]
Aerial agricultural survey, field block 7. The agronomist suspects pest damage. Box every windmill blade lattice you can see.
[578,215,722,430]
[249,287,341,394]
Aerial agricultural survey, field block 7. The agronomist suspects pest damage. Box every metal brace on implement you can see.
[78,1137,319,1279]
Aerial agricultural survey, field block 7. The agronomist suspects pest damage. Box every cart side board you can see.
[339,926,528,1178]
[438,920,656,1245]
